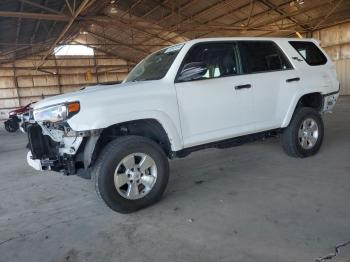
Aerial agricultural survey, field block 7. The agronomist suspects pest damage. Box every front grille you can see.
[27,124,59,159]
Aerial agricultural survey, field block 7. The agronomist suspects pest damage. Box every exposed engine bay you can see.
[26,120,100,175]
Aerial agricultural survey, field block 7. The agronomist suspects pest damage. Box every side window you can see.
[289,41,327,66]
[179,42,240,81]
[238,41,292,74]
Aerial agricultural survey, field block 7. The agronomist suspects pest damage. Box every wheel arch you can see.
[282,92,323,128]
[85,119,175,169]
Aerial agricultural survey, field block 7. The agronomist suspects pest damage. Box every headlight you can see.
[33,102,80,123]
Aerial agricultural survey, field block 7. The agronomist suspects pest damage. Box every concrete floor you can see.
[0,97,349,262]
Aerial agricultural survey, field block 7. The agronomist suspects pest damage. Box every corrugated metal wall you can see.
[313,22,350,95]
[334,59,350,95]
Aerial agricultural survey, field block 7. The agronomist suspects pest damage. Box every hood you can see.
[10,102,34,114]
[32,81,146,110]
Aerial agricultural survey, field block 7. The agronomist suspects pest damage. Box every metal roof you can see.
[0,0,349,66]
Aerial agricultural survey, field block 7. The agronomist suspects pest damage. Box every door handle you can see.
[235,84,251,90]
[286,77,300,83]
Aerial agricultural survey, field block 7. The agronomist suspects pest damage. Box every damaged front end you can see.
[26,122,83,175]
[25,101,100,175]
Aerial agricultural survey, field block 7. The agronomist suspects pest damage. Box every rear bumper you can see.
[322,91,339,112]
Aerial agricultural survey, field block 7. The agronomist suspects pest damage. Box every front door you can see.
[174,42,255,148]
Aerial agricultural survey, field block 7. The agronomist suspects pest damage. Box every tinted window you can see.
[125,44,183,82]
[178,42,240,81]
[238,41,292,74]
[289,41,327,66]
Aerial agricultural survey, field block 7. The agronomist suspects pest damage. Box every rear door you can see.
[174,42,255,147]
[237,41,297,131]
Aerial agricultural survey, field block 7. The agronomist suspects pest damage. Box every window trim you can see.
[175,40,294,84]
[289,41,328,66]
[175,41,243,83]
[236,40,294,75]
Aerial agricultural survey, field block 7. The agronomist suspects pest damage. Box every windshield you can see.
[124,43,184,83]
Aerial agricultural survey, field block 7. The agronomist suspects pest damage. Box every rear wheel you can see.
[281,107,324,158]
[93,136,169,213]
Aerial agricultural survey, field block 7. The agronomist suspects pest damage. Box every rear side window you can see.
[289,41,327,66]
[238,41,292,74]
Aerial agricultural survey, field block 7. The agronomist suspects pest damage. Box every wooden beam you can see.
[0,64,131,70]
[250,1,330,29]
[257,0,309,30]
[37,0,95,69]
[151,0,258,44]
[119,0,144,19]
[155,0,201,25]
[91,16,178,45]
[86,30,149,55]
[15,2,24,45]
[141,0,199,24]
[93,54,99,84]
[141,0,170,18]
[246,0,255,26]
[65,0,74,16]
[73,40,138,63]
[31,0,50,44]
[18,0,64,15]
[47,2,68,39]
[12,63,21,107]
[313,0,345,30]
[145,0,225,43]
[0,11,69,21]
[90,21,296,33]
[88,1,192,48]
[259,7,350,37]
[192,1,285,39]
[0,55,133,61]
[196,1,330,39]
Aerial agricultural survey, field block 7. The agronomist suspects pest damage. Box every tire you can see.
[281,107,324,158]
[93,136,169,213]
[4,119,19,133]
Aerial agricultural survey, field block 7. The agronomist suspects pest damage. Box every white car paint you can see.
[30,37,339,167]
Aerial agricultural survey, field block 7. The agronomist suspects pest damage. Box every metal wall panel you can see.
[334,59,350,95]
[0,54,131,119]
[313,22,350,96]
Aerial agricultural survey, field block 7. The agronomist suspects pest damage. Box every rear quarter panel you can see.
[277,39,339,127]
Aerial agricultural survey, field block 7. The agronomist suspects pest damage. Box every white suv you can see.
[25,38,339,213]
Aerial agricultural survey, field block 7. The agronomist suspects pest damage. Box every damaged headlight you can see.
[33,102,80,123]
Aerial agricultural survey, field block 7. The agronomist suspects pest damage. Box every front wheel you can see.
[281,107,324,158]
[93,136,169,213]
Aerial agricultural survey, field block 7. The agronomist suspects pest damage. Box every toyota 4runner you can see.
[25,38,339,213]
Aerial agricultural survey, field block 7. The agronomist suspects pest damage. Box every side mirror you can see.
[177,62,208,82]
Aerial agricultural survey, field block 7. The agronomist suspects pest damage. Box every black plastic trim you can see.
[172,129,280,158]
[174,40,295,84]
[289,41,328,66]
[286,77,300,83]
[323,90,339,97]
